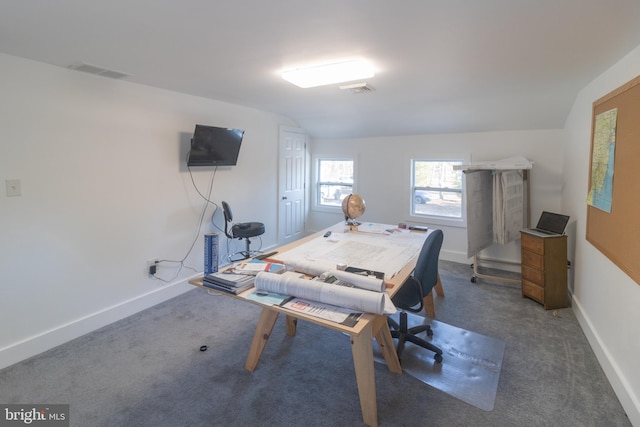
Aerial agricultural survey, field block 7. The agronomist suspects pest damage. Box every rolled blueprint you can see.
[326,269,385,292]
[254,271,385,314]
[284,259,336,277]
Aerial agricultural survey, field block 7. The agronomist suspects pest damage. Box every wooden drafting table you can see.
[190,223,427,427]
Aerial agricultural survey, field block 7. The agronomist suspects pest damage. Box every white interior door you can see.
[278,127,307,245]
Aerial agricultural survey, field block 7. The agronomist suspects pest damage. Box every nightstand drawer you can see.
[521,232,544,255]
[522,265,544,284]
[522,279,544,302]
[521,250,544,270]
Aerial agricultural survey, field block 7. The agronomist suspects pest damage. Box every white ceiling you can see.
[1,1,640,139]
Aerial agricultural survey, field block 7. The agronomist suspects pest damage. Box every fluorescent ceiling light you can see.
[282,59,375,88]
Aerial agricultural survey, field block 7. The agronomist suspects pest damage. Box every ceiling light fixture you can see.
[281,59,375,88]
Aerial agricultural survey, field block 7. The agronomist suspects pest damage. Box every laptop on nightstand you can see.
[523,211,570,237]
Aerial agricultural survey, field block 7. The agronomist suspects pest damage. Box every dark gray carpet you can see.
[0,261,631,427]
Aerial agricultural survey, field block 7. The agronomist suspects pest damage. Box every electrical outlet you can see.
[147,259,159,276]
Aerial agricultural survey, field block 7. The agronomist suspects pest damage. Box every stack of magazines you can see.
[203,271,255,295]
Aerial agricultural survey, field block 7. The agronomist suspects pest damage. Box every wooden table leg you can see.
[350,322,378,427]
[434,273,445,297]
[285,315,297,336]
[372,315,402,374]
[245,308,279,372]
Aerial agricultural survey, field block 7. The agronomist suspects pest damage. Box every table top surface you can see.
[189,222,426,335]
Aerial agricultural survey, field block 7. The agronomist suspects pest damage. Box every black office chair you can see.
[388,229,444,363]
[221,201,265,261]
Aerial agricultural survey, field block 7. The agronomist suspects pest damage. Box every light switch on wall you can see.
[6,179,21,197]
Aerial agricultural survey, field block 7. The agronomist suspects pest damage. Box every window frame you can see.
[312,157,356,213]
[410,158,467,228]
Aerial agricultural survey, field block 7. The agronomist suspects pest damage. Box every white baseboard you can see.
[571,294,640,426]
[440,249,472,265]
[440,249,522,273]
[0,279,195,370]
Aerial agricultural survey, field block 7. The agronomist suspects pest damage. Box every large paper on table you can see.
[277,229,427,279]
[254,271,386,314]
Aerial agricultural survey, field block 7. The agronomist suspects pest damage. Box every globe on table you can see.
[341,194,366,225]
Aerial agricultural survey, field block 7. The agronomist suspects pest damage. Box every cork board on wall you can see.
[586,74,640,286]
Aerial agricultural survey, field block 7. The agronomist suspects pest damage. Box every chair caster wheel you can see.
[434,353,443,363]
[426,328,433,337]
[470,276,477,283]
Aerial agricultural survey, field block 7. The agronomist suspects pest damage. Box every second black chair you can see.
[388,229,444,363]
[221,201,265,261]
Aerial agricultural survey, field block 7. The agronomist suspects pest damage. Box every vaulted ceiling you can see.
[2,1,640,139]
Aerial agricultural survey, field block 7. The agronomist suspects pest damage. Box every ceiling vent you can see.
[339,82,375,94]
[68,62,131,79]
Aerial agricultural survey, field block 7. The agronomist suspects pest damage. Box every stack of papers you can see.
[232,259,285,275]
[203,271,255,295]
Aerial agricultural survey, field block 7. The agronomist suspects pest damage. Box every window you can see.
[316,159,354,208]
[411,160,464,220]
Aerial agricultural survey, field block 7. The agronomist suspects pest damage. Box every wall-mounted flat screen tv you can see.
[187,124,244,166]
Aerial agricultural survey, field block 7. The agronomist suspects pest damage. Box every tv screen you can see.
[187,124,244,166]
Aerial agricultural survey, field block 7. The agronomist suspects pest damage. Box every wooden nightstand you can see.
[520,231,568,310]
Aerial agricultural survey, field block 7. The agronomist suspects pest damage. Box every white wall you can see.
[309,130,565,266]
[3,43,638,423]
[563,45,640,425]
[0,53,296,369]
